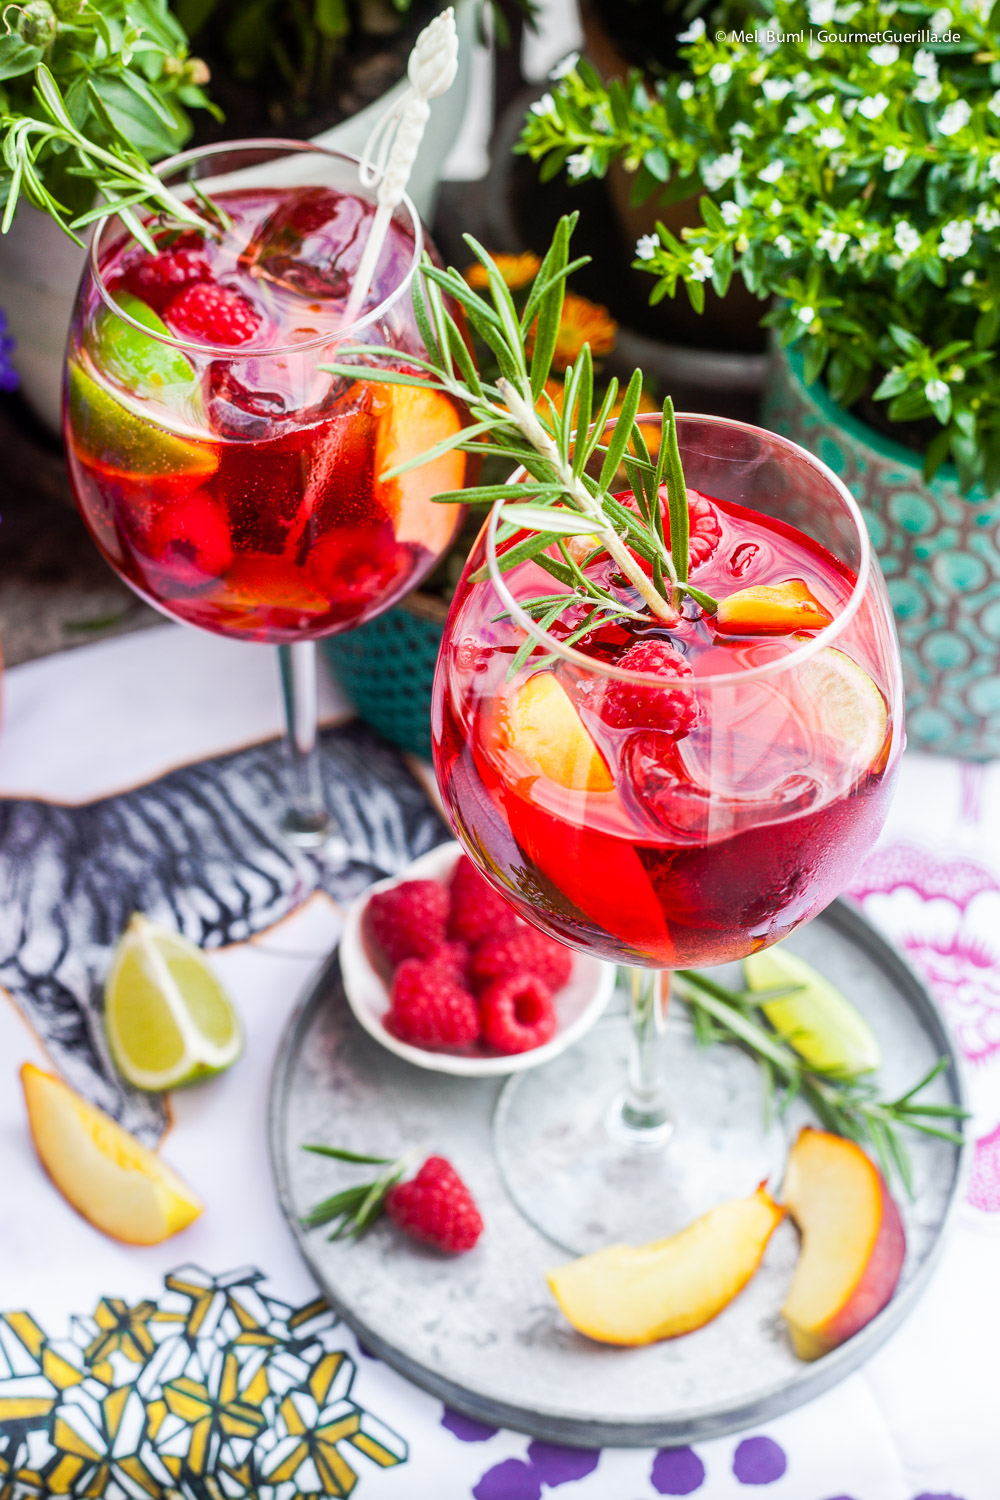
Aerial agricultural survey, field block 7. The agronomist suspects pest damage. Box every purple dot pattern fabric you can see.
[442,1407,500,1443]
[733,1436,788,1484]
[472,1458,543,1500]
[526,1441,600,1486]
[651,1446,707,1494]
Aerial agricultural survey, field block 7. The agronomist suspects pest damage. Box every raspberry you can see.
[120,246,212,312]
[479,974,557,1054]
[623,731,711,840]
[367,880,449,967]
[384,1156,483,1252]
[429,940,470,981]
[448,856,520,946]
[388,957,480,1048]
[620,485,721,574]
[470,928,572,995]
[164,282,261,346]
[599,640,699,738]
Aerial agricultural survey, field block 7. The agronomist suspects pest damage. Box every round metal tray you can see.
[269,899,968,1447]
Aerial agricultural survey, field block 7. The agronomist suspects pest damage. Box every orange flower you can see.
[463,252,541,291]
[543,292,618,371]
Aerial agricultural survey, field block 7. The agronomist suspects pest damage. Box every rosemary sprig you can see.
[300,1145,417,1241]
[674,969,968,1196]
[322,215,718,657]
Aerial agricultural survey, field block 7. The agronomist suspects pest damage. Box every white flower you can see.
[887,253,904,269]
[793,71,814,96]
[566,152,592,180]
[762,78,794,102]
[989,155,1000,182]
[989,91,1000,118]
[870,43,899,65]
[883,145,907,170]
[938,99,972,135]
[816,93,836,115]
[592,102,613,133]
[859,92,889,119]
[913,48,939,78]
[731,121,754,138]
[843,98,859,117]
[929,7,951,32]
[702,148,742,190]
[817,127,846,148]
[808,0,837,20]
[710,62,732,86]
[530,93,555,117]
[635,233,659,261]
[962,269,977,285]
[797,304,816,324]
[925,378,949,402]
[806,38,825,60]
[549,51,579,80]
[720,200,742,225]
[689,248,715,282]
[756,26,780,55]
[894,220,922,256]
[939,219,973,257]
[817,228,850,261]
[677,16,706,41]
[786,106,813,134]
[914,77,942,102]
[677,79,694,101]
[976,203,1000,230]
[759,159,784,183]
[774,234,794,256]
[859,231,881,255]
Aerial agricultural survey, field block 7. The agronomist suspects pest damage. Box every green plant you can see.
[519,0,1000,494]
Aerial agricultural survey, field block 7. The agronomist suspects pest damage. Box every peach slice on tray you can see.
[716,579,833,635]
[502,672,613,793]
[781,1127,905,1360]
[547,1185,784,1345]
[21,1064,201,1245]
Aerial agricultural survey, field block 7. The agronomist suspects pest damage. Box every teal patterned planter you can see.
[763,347,1000,760]
[322,595,446,759]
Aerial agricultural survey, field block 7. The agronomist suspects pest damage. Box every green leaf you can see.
[598,368,642,489]
[661,396,688,583]
[498,503,604,536]
[0,33,47,83]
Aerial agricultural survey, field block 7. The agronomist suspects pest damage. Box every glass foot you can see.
[493,1012,785,1256]
[282,806,334,848]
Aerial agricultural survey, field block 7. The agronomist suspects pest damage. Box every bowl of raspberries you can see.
[339,842,615,1075]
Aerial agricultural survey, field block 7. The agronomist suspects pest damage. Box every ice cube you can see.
[238,187,374,300]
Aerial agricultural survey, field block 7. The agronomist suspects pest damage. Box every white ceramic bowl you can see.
[339,841,616,1076]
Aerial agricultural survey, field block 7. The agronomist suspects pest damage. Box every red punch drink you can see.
[434,468,902,970]
[65,184,466,643]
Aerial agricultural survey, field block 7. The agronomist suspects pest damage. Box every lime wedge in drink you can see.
[68,362,217,479]
[744,945,881,1076]
[104,914,242,1091]
[797,647,889,772]
[90,291,199,399]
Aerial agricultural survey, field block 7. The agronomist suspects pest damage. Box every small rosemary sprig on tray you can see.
[324,214,718,647]
[299,1145,417,1241]
[673,969,967,1196]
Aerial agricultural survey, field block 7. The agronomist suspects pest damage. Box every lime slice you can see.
[68,361,217,480]
[797,648,889,772]
[744,945,880,1076]
[90,291,199,400]
[104,914,242,1091]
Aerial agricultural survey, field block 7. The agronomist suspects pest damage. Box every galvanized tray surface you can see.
[269,899,968,1447]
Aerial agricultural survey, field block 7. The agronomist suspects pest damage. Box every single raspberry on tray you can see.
[448,855,520,946]
[164,282,261,345]
[598,639,699,738]
[479,974,557,1054]
[121,247,212,312]
[367,880,449,966]
[470,928,572,995]
[388,957,480,1048]
[385,1156,484,1252]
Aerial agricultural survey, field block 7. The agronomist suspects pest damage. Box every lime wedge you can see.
[68,361,217,480]
[797,648,889,772]
[104,914,242,1091]
[90,291,198,400]
[744,945,880,1076]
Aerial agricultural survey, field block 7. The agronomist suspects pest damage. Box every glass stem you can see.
[612,967,673,1148]
[277,642,332,847]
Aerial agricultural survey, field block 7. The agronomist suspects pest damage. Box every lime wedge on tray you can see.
[744,945,881,1076]
[104,915,242,1091]
[68,362,217,479]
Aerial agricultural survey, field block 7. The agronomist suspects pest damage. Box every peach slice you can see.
[781,1127,905,1360]
[370,382,467,554]
[716,579,833,635]
[503,672,613,793]
[548,1185,784,1345]
[21,1064,201,1245]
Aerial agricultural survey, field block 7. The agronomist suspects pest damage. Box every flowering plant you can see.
[519,0,1000,493]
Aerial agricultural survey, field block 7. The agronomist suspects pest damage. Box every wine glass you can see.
[432,412,904,1252]
[64,139,468,847]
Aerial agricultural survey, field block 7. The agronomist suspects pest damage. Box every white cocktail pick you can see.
[342,6,460,327]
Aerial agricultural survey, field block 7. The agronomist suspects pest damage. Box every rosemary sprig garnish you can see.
[673,969,967,1196]
[300,1145,417,1241]
[323,215,718,657]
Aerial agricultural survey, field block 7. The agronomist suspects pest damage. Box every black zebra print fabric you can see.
[0,722,448,1144]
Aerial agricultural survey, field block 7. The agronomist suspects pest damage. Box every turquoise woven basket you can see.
[321,596,446,759]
